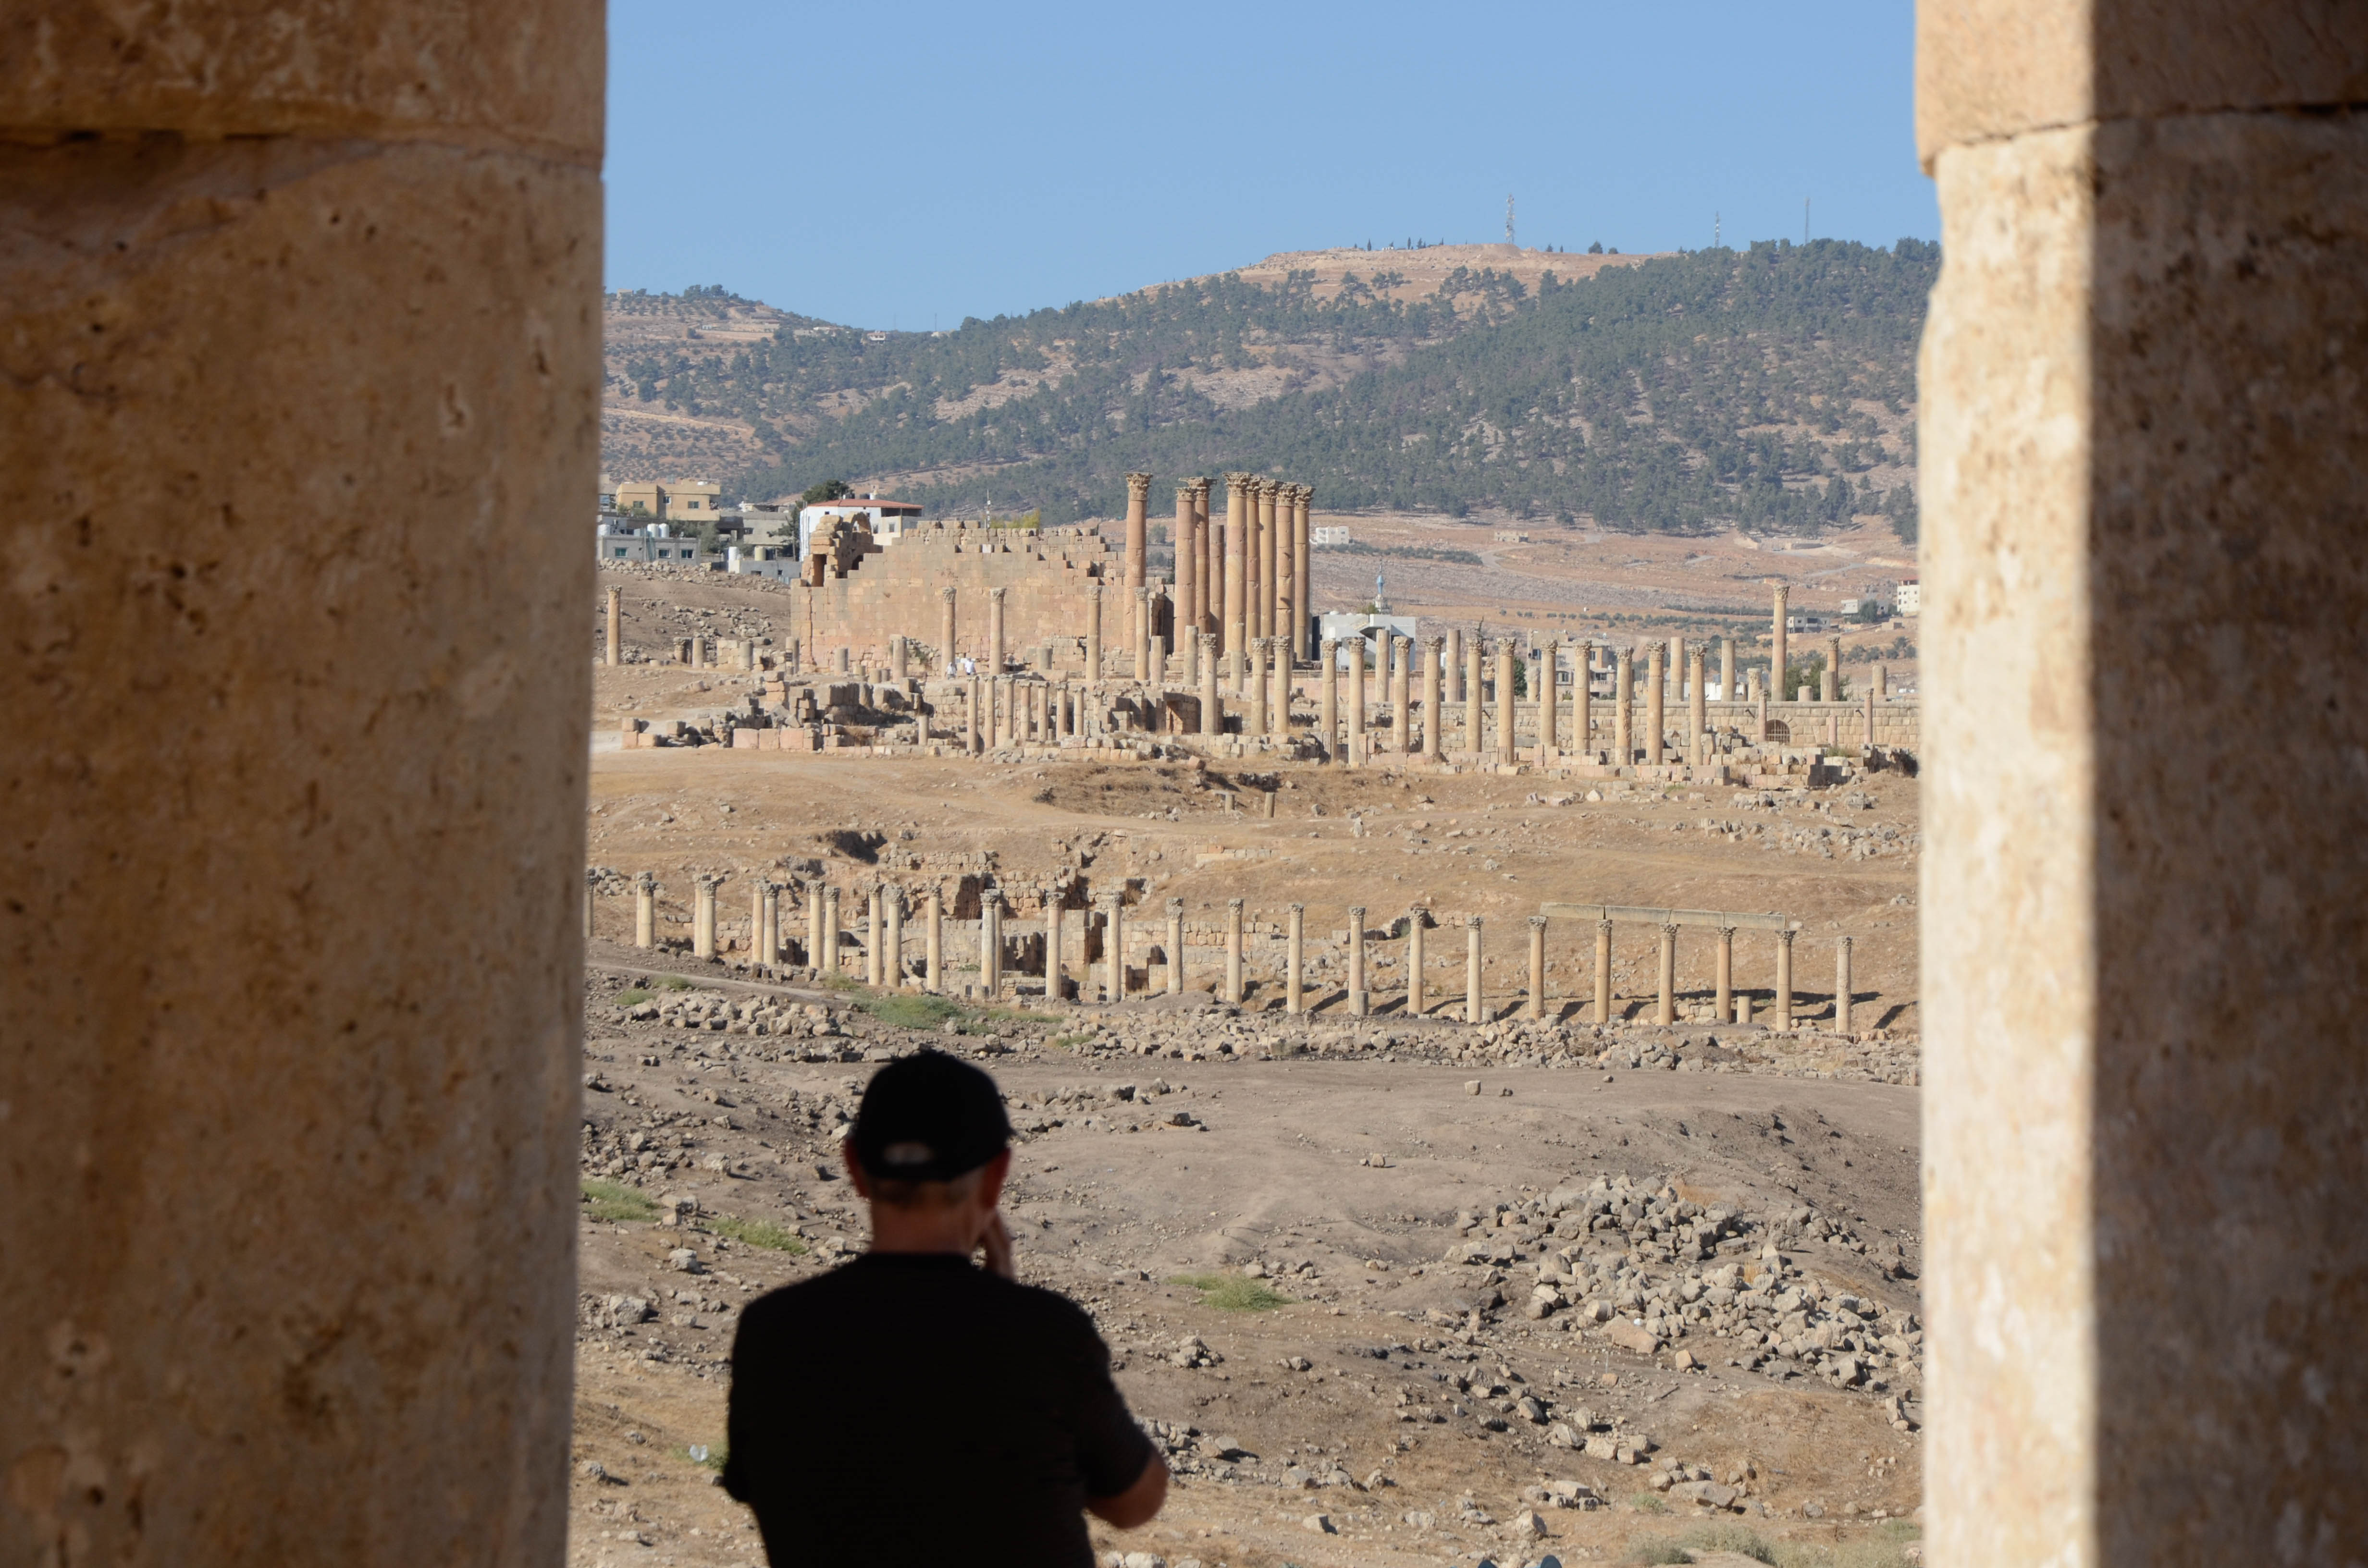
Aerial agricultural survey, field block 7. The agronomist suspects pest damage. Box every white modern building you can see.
[1897,578,1921,615]
[1311,526,1352,548]
[797,496,923,557]
[725,544,800,582]
[596,519,705,564]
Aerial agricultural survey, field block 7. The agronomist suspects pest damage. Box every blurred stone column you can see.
[1446,627,1465,703]
[884,887,904,989]
[1046,895,1066,1003]
[981,891,1002,998]
[1172,484,1195,656]
[759,882,778,968]
[890,635,908,682]
[694,875,720,959]
[1464,638,1485,754]
[1166,898,1185,996]
[805,881,824,971]
[1823,635,1841,702]
[1833,934,1851,1034]
[965,675,981,754]
[1226,898,1246,1005]
[1347,906,1368,1017]
[1423,637,1445,761]
[865,884,884,985]
[1103,895,1124,1004]
[607,586,622,665]
[1320,638,1340,760]
[1578,641,1597,756]
[1594,919,1614,1025]
[1527,916,1548,1021]
[636,872,658,949]
[1190,478,1214,634]
[1256,478,1279,640]
[1270,638,1290,737]
[1720,637,1736,708]
[1464,917,1485,1024]
[823,884,843,978]
[1246,638,1268,735]
[1655,923,1677,1026]
[926,886,945,993]
[939,586,957,676]
[1401,907,1426,1017]
[1286,904,1306,1015]
[1272,485,1296,654]
[1134,587,1152,681]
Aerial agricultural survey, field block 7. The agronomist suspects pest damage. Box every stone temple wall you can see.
[789,521,1147,668]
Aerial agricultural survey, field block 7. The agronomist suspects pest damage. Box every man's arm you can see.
[1084,1453,1168,1530]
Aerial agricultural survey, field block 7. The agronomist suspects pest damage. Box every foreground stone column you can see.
[1464,917,1485,1024]
[1833,934,1851,1034]
[1464,638,1485,753]
[1594,918,1614,1026]
[637,871,658,949]
[1615,649,1634,762]
[1199,635,1221,736]
[606,585,622,665]
[1774,927,1792,1029]
[1085,584,1103,678]
[1320,639,1340,760]
[1270,638,1291,738]
[1771,584,1789,701]
[1123,471,1151,648]
[1345,636,1367,767]
[1347,906,1368,1017]
[1222,474,1249,666]
[0,7,599,1555]
[1406,907,1429,1017]
[1645,645,1666,766]
[1226,898,1246,1005]
[1716,926,1735,1024]
[926,886,945,992]
[1286,904,1306,1014]
[694,874,720,959]
[1527,916,1548,1021]
[1423,637,1445,760]
[1166,898,1185,996]
[822,884,843,977]
[1655,923,1677,1026]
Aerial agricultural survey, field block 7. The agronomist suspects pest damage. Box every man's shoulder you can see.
[737,1260,1099,1338]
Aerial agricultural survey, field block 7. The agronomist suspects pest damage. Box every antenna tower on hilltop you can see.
[1505,194,1515,245]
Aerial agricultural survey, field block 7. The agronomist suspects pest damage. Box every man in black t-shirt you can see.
[724,1052,1164,1566]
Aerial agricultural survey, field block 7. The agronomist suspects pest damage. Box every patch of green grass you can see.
[1626,1540,1689,1565]
[854,992,963,1029]
[817,970,861,992]
[1680,1522,1778,1563]
[1764,1529,1919,1568]
[708,1214,807,1253]
[1169,1273,1293,1311]
[1628,1492,1671,1516]
[581,1179,658,1223]
[615,988,651,1007]
[1048,1030,1093,1051]
[655,974,693,992]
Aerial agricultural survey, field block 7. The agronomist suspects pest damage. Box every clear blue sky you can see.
[605,1,1933,328]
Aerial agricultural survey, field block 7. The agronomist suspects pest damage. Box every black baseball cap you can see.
[848,1051,1013,1183]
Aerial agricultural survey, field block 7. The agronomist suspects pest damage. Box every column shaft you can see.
[1716,928,1735,1024]
[866,886,883,985]
[1494,644,1517,764]
[1615,650,1634,762]
[1535,644,1557,761]
[1527,917,1548,1021]
[1834,936,1852,1034]
[884,892,903,988]
[1347,906,1368,1017]
[694,877,718,959]
[1346,637,1366,767]
[823,886,841,977]
[926,888,944,992]
[1320,640,1339,761]
[1594,919,1614,1026]
[1422,638,1444,760]
[1465,918,1484,1024]
[1222,477,1248,665]
[1771,585,1788,704]
[1166,899,1185,996]
[1406,912,1427,1017]
[1390,637,1411,754]
[1286,904,1305,1015]
[1225,899,1245,1006]
[1172,487,1196,660]
[1646,646,1666,766]
[606,586,622,665]
[1655,924,1677,1026]
[1775,930,1792,1030]
[636,874,657,949]
[1464,638,1484,753]
[1104,899,1123,1004]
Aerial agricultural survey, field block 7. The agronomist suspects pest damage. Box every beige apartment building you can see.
[612,478,722,522]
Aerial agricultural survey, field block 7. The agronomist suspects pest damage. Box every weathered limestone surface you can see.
[1919,6,2368,1564]
[0,4,601,1563]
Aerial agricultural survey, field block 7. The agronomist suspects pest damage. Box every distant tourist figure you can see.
[725,1052,1165,1564]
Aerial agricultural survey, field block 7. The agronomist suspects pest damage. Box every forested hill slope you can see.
[604,238,1935,538]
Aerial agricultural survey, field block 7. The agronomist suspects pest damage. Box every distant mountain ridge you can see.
[600,238,1933,539]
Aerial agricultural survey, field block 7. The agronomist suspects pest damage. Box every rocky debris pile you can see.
[1441,1173,1923,1424]
[1690,810,1919,860]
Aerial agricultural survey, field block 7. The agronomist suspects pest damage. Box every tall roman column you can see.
[1225,898,1245,1005]
[1446,627,1465,703]
[1464,917,1485,1024]
[1527,917,1548,1021]
[1406,907,1429,1017]
[695,874,719,960]
[1345,636,1366,767]
[1655,923,1677,1026]
[1123,472,1151,649]
[1347,906,1369,1017]
[1257,479,1281,641]
[1085,584,1103,678]
[1615,648,1634,762]
[1292,484,1314,660]
[1172,485,1196,659]
[1689,648,1708,766]
[1865,681,1878,751]
[988,587,1006,678]
[1390,637,1412,753]
[1285,904,1305,1014]
[607,586,623,665]
[1823,634,1841,702]
[1190,478,1214,634]
[1645,644,1666,765]
[1198,635,1221,736]
[1715,927,1735,1024]
[1464,638,1485,754]
[1423,637,1445,761]
[636,871,658,949]
[1103,894,1124,1005]
[0,2,602,1552]
[1166,898,1186,996]
[1319,638,1340,761]
[1771,584,1789,703]
[1594,919,1614,1026]
[1222,474,1250,670]
[1535,643,1557,761]
[1833,934,1852,1034]
[1774,927,1792,1030]
[1272,484,1296,656]
[926,885,945,993]
[1493,643,1517,765]
[1577,641,1596,757]
[939,586,957,676]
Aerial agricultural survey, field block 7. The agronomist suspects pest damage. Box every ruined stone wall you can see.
[788,521,1125,667]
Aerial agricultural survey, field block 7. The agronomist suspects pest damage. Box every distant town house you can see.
[1312,526,1352,547]
[796,496,922,558]
[612,478,722,522]
[597,520,704,563]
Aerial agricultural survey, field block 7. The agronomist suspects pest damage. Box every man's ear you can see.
[842,1138,872,1199]
[976,1148,1012,1211]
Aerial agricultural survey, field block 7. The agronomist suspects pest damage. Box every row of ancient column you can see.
[1122,472,1316,674]
[605,875,1862,1031]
